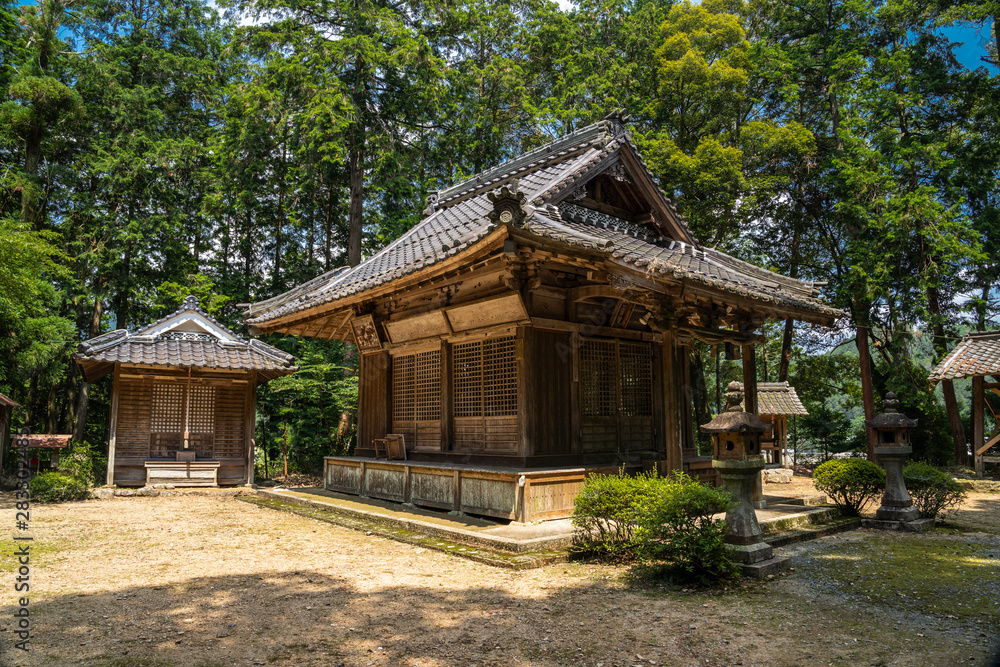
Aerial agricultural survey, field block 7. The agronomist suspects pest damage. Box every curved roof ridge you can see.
[433,121,614,207]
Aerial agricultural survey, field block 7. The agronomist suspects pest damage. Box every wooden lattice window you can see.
[453,336,517,418]
[580,340,617,417]
[187,386,216,433]
[580,339,653,418]
[392,354,415,423]
[415,351,442,421]
[150,385,184,432]
[453,341,483,418]
[392,350,440,422]
[484,337,517,416]
[619,342,653,417]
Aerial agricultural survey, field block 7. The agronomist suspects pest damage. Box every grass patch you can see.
[797,533,1000,622]
[0,539,60,574]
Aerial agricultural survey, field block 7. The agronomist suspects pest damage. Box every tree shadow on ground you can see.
[1,557,998,667]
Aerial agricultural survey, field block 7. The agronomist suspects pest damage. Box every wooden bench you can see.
[144,460,220,487]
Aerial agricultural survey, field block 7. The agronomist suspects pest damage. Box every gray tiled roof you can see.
[928,331,1000,381]
[245,119,837,328]
[737,382,809,416]
[76,297,296,381]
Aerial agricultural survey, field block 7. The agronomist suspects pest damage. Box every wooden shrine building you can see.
[929,331,1000,477]
[244,118,839,521]
[739,381,808,465]
[76,296,296,487]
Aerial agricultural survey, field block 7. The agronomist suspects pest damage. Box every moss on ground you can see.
[796,532,1000,622]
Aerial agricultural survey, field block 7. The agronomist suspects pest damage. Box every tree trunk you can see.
[73,286,105,443]
[282,420,289,478]
[927,285,968,465]
[348,137,364,267]
[856,323,878,461]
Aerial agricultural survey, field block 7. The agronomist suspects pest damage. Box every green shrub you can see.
[571,470,663,562]
[29,473,89,503]
[58,441,105,487]
[636,472,738,585]
[903,462,966,519]
[813,458,885,516]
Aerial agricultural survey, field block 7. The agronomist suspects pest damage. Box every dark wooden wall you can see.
[531,329,572,456]
[358,352,390,455]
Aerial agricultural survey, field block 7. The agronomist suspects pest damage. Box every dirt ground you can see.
[0,488,998,667]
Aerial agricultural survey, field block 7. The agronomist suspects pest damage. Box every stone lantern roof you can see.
[865,392,917,430]
[701,382,772,434]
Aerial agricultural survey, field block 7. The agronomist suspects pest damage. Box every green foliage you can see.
[58,441,106,488]
[29,472,88,503]
[572,471,737,584]
[813,458,886,516]
[257,337,358,476]
[636,472,738,585]
[903,462,966,520]
[570,470,663,562]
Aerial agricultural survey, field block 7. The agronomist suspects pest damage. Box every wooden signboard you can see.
[445,293,529,332]
[351,314,382,352]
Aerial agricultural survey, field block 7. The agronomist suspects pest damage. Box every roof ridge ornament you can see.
[487,179,533,228]
[423,190,439,217]
[603,109,632,139]
[182,295,201,310]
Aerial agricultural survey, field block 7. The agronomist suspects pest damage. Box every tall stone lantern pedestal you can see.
[703,383,790,578]
[862,392,934,532]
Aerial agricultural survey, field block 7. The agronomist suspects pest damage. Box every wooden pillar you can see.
[516,325,535,459]
[742,344,765,509]
[246,371,258,486]
[440,340,451,453]
[570,332,581,455]
[973,375,985,478]
[661,330,682,473]
[105,365,121,486]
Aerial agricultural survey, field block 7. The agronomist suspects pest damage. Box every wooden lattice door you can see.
[148,383,217,458]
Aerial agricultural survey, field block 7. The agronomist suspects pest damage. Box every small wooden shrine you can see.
[929,331,1000,476]
[14,434,72,472]
[245,117,838,521]
[738,381,808,465]
[76,296,296,487]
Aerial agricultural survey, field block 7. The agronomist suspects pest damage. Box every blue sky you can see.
[15,0,997,73]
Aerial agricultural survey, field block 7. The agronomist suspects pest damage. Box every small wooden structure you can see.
[15,434,72,472]
[0,393,17,473]
[738,381,808,465]
[929,331,1000,477]
[75,296,296,487]
[244,117,838,519]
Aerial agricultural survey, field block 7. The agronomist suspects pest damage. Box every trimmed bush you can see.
[58,441,105,487]
[637,472,737,585]
[903,462,966,519]
[29,473,89,503]
[813,458,885,516]
[571,470,662,562]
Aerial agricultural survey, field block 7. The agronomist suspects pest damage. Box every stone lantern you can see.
[865,391,927,528]
[702,382,787,576]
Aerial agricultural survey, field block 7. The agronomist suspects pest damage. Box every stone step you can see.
[766,516,862,548]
